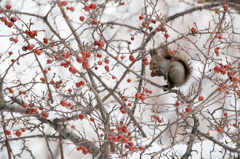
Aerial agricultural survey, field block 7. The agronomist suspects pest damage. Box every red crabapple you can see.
[57,1,62,7]
[175,102,180,106]
[199,96,204,101]
[70,7,74,11]
[79,114,84,119]
[224,112,228,116]
[62,1,68,6]
[79,16,85,21]
[164,33,169,38]
[4,129,11,135]
[84,6,90,11]
[90,117,94,122]
[139,146,144,151]
[122,138,129,143]
[214,66,221,73]
[10,17,17,22]
[43,38,49,44]
[223,4,228,10]
[139,15,144,20]
[61,100,67,107]
[82,149,88,155]
[15,130,22,137]
[191,27,197,33]
[22,104,27,108]
[217,128,222,133]
[185,107,192,113]
[92,19,97,25]
[90,3,96,9]
[6,4,11,10]
[42,112,49,119]
[161,26,166,31]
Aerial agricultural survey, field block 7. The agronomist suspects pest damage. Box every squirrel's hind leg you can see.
[163,85,174,92]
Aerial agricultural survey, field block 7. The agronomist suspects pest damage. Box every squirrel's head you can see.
[149,49,161,70]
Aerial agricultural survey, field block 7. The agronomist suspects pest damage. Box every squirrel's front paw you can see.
[151,70,158,77]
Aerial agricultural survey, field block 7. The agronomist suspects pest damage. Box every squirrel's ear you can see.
[149,49,157,57]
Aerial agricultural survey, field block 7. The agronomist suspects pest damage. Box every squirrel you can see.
[149,47,192,91]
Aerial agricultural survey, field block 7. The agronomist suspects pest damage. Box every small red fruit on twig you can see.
[6,4,11,10]
[62,1,68,6]
[164,33,169,38]
[90,3,96,9]
[10,17,17,22]
[79,114,84,119]
[139,146,144,151]
[84,6,90,12]
[15,130,22,137]
[214,66,221,73]
[42,112,49,119]
[185,107,192,113]
[4,129,11,135]
[79,16,85,21]
[217,127,222,133]
[191,27,197,33]
[61,100,67,107]
[199,96,204,101]
[90,117,95,122]
[223,4,228,10]
[92,19,98,25]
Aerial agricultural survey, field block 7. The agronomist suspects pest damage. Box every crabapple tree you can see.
[0,0,240,159]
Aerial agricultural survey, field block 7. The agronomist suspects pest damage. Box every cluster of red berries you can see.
[76,146,92,155]
[49,80,62,89]
[4,128,26,137]
[135,92,145,101]
[145,89,152,94]
[214,47,220,56]
[61,100,73,107]
[4,129,11,135]
[8,87,14,93]
[214,64,239,88]
[142,58,149,66]
[75,80,85,87]
[78,114,94,122]
[0,5,16,28]
[68,66,77,74]
[106,125,144,152]
[81,3,98,25]
[24,29,38,38]
[129,54,135,61]
[83,3,97,11]
[57,1,68,8]
[120,105,126,114]
[153,115,162,123]
[9,37,18,43]
[94,40,104,48]
[26,106,38,114]
[215,34,222,40]
[66,6,75,11]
